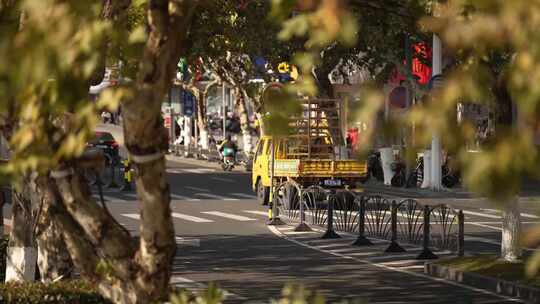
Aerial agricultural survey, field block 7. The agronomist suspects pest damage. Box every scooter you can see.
[367,151,384,182]
[221,147,236,171]
[391,155,423,188]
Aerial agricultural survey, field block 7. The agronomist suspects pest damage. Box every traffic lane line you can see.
[175,236,200,247]
[479,208,540,219]
[268,225,524,303]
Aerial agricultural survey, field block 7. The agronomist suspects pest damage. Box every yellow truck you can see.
[252,98,367,205]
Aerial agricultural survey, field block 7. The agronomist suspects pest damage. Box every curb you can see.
[425,262,540,303]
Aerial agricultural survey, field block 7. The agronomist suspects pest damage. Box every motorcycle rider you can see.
[218,134,238,158]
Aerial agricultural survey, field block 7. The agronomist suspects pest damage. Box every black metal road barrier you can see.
[277,188,466,259]
[352,196,373,246]
[321,191,340,239]
[385,200,406,253]
[294,186,312,232]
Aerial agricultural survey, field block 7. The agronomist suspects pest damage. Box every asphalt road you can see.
[89,158,526,303]
[2,122,534,302]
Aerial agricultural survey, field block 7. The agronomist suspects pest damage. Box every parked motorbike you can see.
[390,160,406,187]
[390,154,460,188]
[442,156,461,188]
[367,151,384,182]
[391,155,424,188]
[221,147,236,171]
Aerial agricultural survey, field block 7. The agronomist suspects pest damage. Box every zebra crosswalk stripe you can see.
[172,212,214,223]
[122,213,140,220]
[201,211,256,221]
[195,193,227,200]
[230,193,257,199]
[243,210,268,216]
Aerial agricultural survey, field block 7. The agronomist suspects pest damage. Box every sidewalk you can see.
[363,179,540,201]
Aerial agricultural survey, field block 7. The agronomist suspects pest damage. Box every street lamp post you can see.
[431,34,442,191]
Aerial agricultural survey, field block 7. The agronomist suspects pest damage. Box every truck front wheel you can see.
[257,180,270,206]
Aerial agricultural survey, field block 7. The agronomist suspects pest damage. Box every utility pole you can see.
[222,82,226,140]
[404,34,413,181]
[431,34,442,191]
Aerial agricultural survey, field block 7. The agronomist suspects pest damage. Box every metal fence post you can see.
[295,186,312,232]
[417,205,438,259]
[322,191,340,239]
[352,196,373,246]
[384,200,406,252]
[267,184,285,226]
[458,209,465,257]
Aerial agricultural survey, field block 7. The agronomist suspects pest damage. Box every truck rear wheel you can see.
[257,180,269,206]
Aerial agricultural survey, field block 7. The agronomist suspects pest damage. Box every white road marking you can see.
[201,211,256,221]
[175,236,200,247]
[172,212,214,223]
[231,193,257,199]
[211,177,235,183]
[170,276,197,284]
[194,193,237,200]
[187,198,202,201]
[393,265,425,270]
[171,193,190,200]
[267,225,524,303]
[243,210,268,216]
[462,210,501,219]
[480,208,539,219]
[468,222,502,231]
[167,168,183,174]
[169,276,245,300]
[380,259,423,266]
[182,168,215,173]
[122,213,140,220]
[283,231,317,235]
[184,186,209,192]
[520,213,540,219]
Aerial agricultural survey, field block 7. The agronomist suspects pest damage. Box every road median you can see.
[425,255,540,303]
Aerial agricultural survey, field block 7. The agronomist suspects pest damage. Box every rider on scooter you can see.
[218,134,238,160]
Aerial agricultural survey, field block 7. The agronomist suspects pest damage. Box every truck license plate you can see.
[323,179,342,187]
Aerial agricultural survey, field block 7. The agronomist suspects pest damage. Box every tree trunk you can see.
[119,1,198,302]
[35,196,73,282]
[5,174,37,282]
[196,89,209,150]
[501,196,522,262]
[235,87,253,154]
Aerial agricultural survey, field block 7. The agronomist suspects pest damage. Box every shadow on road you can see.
[172,234,513,304]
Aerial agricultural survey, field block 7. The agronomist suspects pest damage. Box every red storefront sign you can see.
[390,42,432,85]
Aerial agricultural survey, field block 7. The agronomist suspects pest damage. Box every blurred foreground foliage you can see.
[0,280,112,303]
[0,0,131,184]
[273,0,540,272]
